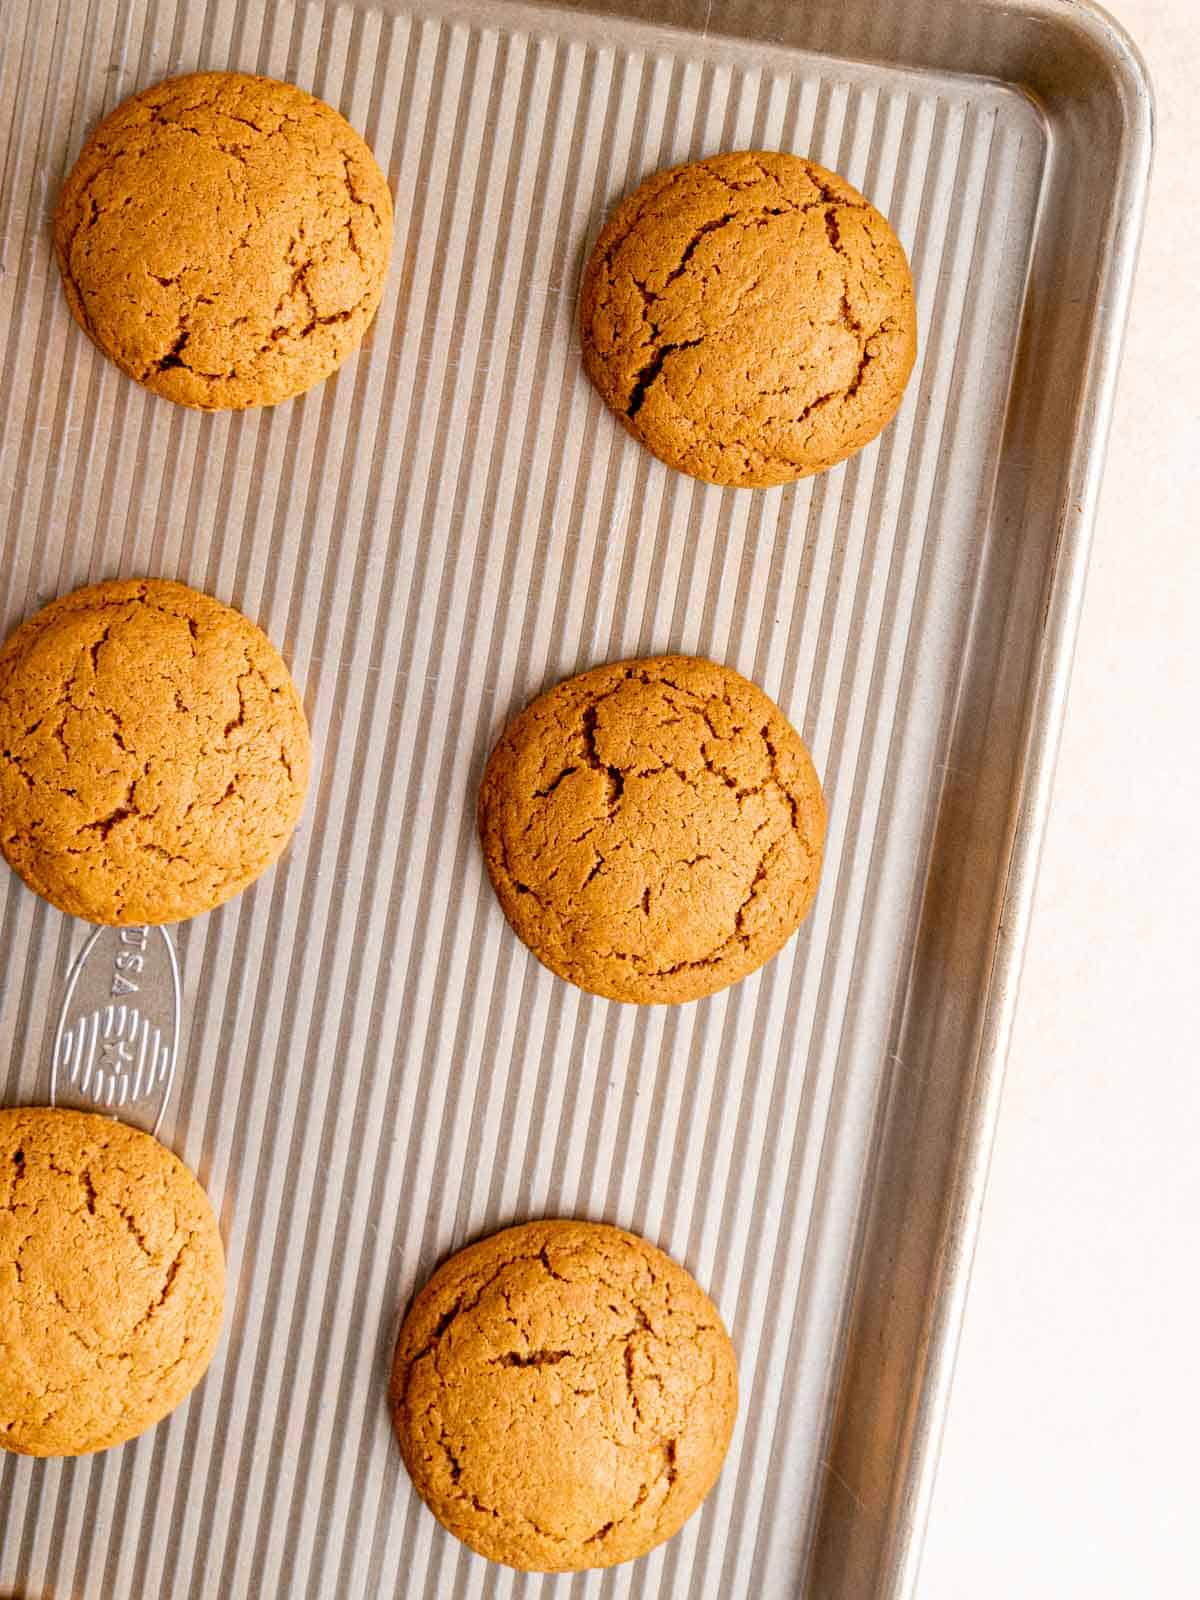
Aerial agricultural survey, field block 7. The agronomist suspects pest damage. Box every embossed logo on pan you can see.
[51,924,181,1135]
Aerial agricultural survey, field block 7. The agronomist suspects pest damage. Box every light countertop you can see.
[919,1,1199,1595]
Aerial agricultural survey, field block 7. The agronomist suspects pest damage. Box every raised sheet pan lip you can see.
[0,1,1153,1594]
[862,3,1154,1596]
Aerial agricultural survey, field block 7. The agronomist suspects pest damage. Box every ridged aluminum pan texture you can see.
[0,1,1151,1597]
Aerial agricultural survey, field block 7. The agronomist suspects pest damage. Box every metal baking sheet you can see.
[0,0,1151,1596]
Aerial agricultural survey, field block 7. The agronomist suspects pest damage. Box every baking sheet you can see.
[0,0,1151,1596]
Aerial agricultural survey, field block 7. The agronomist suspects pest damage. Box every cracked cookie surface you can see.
[391,1219,738,1572]
[479,655,826,1004]
[0,1106,224,1457]
[0,577,310,925]
[53,70,393,410]
[580,149,917,487]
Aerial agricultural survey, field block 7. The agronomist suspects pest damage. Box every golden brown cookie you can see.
[0,1106,224,1457]
[53,70,393,409]
[478,655,826,1004]
[391,1218,738,1572]
[580,149,917,487]
[0,577,310,924]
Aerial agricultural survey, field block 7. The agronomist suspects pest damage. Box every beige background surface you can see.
[920,1,1199,1595]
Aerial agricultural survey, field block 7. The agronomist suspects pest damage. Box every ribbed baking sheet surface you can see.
[0,0,1045,1594]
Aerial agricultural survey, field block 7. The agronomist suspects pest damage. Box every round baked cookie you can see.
[53,70,393,409]
[0,577,310,924]
[478,655,826,1004]
[391,1219,738,1572]
[0,1106,224,1457]
[580,149,917,487]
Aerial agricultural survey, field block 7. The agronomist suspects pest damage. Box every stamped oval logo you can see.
[51,925,180,1135]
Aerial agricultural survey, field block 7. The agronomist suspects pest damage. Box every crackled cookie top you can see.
[478,655,826,1004]
[53,71,393,409]
[0,577,310,925]
[0,1107,224,1457]
[580,149,917,487]
[391,1219,738,1572]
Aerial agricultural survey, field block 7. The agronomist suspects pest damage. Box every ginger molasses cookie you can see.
[0,577,310,924]
[580,149,916,486]
[391,1218,738,1572]
[0,1106,224,1457]
[53,70,393,409]
[479,655,826,1004]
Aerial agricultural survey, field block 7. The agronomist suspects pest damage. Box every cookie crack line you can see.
[580,151,915,486]
[607,195,845,322]
[584,1438,679,1546]
[402,1251,548,1394]
[0,1114,223,1445]
[394,1224,736,1569]
[425,1420,553,1535]
[509,685,809,936]
[580,705,625,808]
[402,1238,661,1399]
[612,201,884,421]
[138,253,375,386]
[630,281,896,432]
[488,1348,571,1368]
[480,655,828,1002]
[55,73,393,408]
[0,578,308,924]
[596,155,869,280]
[626,338,701,418]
